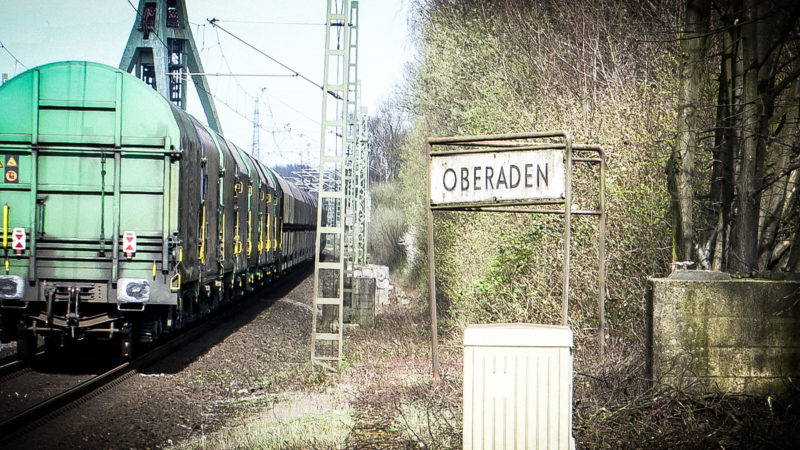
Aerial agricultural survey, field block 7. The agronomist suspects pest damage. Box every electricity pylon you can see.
[119,0,222,133]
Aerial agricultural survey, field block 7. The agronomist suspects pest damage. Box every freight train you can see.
[0,61,318,359]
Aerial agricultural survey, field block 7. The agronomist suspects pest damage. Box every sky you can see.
[0,0,415,167]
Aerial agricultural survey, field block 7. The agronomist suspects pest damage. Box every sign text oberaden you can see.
[430,149,565,205]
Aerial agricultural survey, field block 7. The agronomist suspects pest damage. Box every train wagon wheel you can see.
[44,335,62,359]
[0,313,16,343]
[16,321,37,362]
[120,322,133,360]
[138,311,162,345]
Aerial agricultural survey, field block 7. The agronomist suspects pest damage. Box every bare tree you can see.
[368,98,409,183]
[672,0,800,273]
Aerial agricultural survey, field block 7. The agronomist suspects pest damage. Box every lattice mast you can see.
[342,9,361,278]
[311,0,360,368]
[119,0,222,133]
[252,97,260,162]
[355,105,370,265]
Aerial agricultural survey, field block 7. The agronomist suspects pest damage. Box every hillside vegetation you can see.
[366,0,800,446]
[376,0,676,350]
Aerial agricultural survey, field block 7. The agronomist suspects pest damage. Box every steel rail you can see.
[0,361,130,436]
[0,308,221,437]
[0,359,27,379]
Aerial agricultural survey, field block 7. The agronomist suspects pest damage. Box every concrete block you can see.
[647,277,800,395]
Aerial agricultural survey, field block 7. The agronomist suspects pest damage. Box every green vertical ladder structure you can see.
[354,105,370,265]
[311,0,360,368]
[119,0,222,134]
[342,31,362,309]
[347,101,369,267]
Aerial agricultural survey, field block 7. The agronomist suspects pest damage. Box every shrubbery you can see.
[363,1,800,446]
[368,181,408,272]
[395,0,675,348]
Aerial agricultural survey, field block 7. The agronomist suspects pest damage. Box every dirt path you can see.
[3,267,464,449]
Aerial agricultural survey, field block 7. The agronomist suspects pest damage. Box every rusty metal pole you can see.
[598,147,607,356]
[561,133,573,326]
[426,139,441,382]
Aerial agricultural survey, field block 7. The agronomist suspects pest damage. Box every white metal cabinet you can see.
[463,324,575,449]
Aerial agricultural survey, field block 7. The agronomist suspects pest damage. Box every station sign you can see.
[429,149,565,205]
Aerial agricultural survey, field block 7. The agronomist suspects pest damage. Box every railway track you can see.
[0,360,133,438]
[0,328,212,442]
[0,319,219,441]
[0,264,312,444]
[0,359,27,380]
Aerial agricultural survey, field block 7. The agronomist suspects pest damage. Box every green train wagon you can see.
[0,61,317,359]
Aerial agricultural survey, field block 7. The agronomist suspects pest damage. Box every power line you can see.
[259,92,320,158]
[207,18,331,95]
[172,72,299,77]
[262,89,321,127]
[212,27,291,160]
[192,77,323,161]
[193,80,287,155]
[198,25,322,160]
[203,25,322,127]
[205,19,325,26]
[120,6,321,163]
[0,40,28,71]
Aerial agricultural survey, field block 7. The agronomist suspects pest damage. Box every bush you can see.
[368,181,408,272]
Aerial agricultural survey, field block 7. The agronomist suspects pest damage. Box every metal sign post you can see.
[426,131,607,379]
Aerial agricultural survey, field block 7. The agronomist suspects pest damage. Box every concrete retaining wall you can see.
[647,274,800,395]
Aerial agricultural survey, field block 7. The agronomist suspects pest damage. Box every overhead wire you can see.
[261,95,321,151]
[202,20,325,161]
[192,80,284,138]
[191,69,321,161]
[211,26,290,160]
[207,18,336,98]
[206,19,325,26]
[262,89,321,127]
[260,92,283,155]
[0,40,28,73]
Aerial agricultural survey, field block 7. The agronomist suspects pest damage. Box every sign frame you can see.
[425,131,607,380]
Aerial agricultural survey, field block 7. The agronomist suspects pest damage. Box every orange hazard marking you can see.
[6,156,17,167]
[5,170,18,182]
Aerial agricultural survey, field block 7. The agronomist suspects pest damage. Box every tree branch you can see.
[754,160,800,195]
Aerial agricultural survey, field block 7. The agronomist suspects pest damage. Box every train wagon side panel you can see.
[207,133,236,274]
[247,155,272,270]
[184,119,221,283]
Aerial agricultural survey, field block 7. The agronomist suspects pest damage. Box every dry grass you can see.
[174,283,800,448]
[342,287,800,449]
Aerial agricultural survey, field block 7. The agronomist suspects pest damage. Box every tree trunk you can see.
[785,175,800,270]
[730,0,783,273]
[709,4,740,271]
[757,78,800,269]
[668,0,710,262]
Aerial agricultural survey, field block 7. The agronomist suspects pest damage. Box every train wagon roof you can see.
[0,61,181,148]
[261,166,280,191]
[273,172,307,203]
